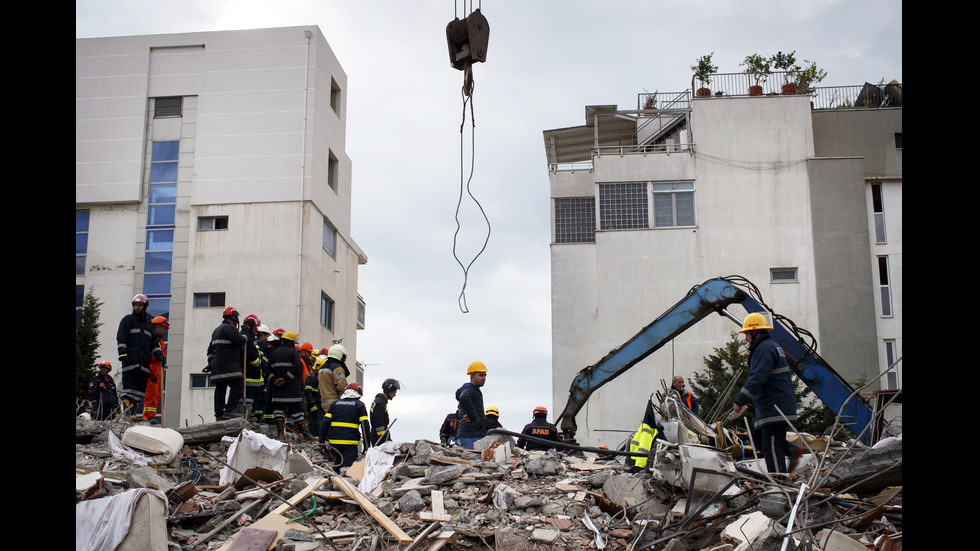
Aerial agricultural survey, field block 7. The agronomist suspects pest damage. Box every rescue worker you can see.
[670,376,700,417]
[517,407,562,451]
[454,361,488,449]
[88,361,119,420]
[627,398,663,471]
[304,358,324,435]
[370,378,401,445]
[439,412,460,446]
[269,330,316,441]
[206,307,259,420]
[318,344,350,413]
[241,314,267,420]
[485,406,503,431]
[116,294,158,417]
[252,324,273,422]
[142,316,169,423]
[732,312,803,475]
[298,342,315,378]
[321,382,372,468]
[261,329,282,424]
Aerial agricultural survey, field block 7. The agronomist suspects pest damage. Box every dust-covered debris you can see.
[76,415,902,550]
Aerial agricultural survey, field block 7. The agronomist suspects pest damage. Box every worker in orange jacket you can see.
[143,316,169,423]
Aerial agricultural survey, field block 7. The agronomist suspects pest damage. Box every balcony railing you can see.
[637,90,691,111]
[684,72,903,110]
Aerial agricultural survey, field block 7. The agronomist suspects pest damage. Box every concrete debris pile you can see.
[76,417,902,551]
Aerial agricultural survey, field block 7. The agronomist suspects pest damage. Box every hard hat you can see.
[244,314,261,326]
[223,307,240,319]
[382,378,401,393]
[346,382,362,395]
[281,330,299,342]
[299,342,314,352]
[319,347,330,357]
[98,360,112,370]
[313,357,328,371]
[132,294,149,305]
[328,344,348,361]
[273,328,286,337]
[267,333,279,342]
[739,312,773,333]
[151,316,169,329]
[533,406,548,416]
[467,361,487,374]
[257,325,270,335]
[486,406,500,417]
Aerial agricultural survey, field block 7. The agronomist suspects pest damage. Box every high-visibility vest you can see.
[628,423,658,468]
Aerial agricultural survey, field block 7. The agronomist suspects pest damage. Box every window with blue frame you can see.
[144,140,178,317]
[76,211,90,275]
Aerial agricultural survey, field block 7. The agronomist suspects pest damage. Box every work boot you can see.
[275,419,286,440]
[297,421,317,442]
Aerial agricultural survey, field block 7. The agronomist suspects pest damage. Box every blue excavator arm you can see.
[555,276,873,444]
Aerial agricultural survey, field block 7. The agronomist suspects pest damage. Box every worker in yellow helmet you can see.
[454,361,488,449]
[732,312,803,474]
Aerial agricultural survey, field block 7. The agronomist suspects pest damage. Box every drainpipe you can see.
[297,29,312,331]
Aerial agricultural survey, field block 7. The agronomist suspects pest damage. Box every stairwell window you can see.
[321,293,335,332]
[877,256,892,317]
[871,183,886,244]
[652,182,695,227]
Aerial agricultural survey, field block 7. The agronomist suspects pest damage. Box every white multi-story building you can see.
[76,26,368,427]
[543,80,901,447]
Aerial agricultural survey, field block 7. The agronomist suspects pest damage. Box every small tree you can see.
[691,53,718,89]
[740,53,772,87]
[771,50,797,84]
[76,290,104,401]
[788,59,828,95]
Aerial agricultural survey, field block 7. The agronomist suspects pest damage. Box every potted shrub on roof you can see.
[741,53,771,96]
[788,59,827,96]
[692,53,718,97]
[641,90,657,115]
[771,50,797,94]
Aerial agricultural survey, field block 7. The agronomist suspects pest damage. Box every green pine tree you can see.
[76,290,104,402]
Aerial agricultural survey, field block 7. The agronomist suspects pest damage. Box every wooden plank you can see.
[419,490,451,522]
[332,476,413,543]
[217,477,330,551]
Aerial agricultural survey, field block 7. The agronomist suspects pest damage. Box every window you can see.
[323,218,337,257]
[330,77,341,114]
[554,197,596,243]
[145,141,178,298]
[357,294,366,329]
[154,96,182,118]
[76,211,90,276]
[599,183,648,230]
[877,256,892,317]
[770,267,798,283]
[320,293,335,332]
[652,182,695,227]
[190,373,215,388]
[194,292,226,308]
[871,184,886,244]
[883,339,899,389]
[198,216,229,230]
[328,150,339,191]
[894,133,902,149]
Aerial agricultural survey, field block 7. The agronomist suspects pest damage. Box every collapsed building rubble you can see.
[76,406,902,551]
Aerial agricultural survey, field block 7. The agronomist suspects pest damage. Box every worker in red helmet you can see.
[142,316,169,423]
[517,406,563,451]
[240,314,267,420]
[321,382,372,468]
[116,294,160,418]
[87,361,119,421]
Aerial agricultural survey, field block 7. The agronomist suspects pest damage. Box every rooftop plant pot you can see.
[749,85,763,96]
[696,87,711,97]
[781,83,797,95]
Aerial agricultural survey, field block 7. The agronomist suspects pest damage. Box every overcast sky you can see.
[76,1,902,442]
